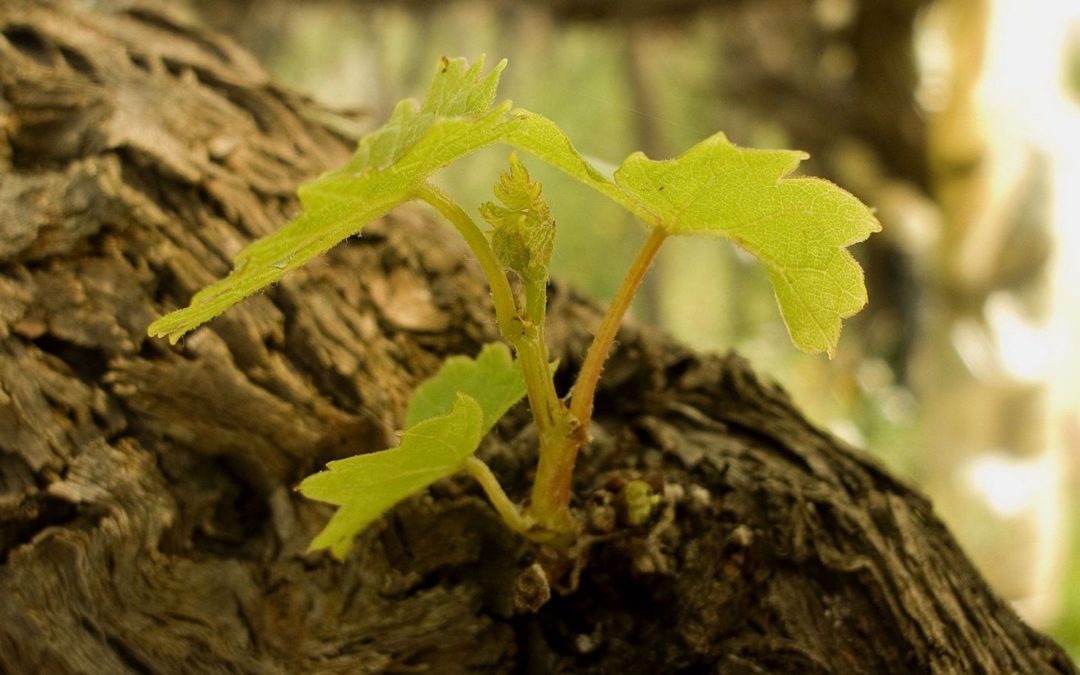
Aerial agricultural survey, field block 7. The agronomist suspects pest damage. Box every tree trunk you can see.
[0,3,1073,673]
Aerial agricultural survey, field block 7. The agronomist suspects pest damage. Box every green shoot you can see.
[300,394,485,559]
[300,344,532,559]
[147,57,515,343]
[405,342,528,431]
[149,57,880,558]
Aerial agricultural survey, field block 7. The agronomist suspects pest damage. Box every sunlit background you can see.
[182,0,1080,658]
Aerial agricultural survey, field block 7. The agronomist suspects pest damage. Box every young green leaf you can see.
[405,342,528,433]
[505,112,880,356]
[479,153,555,291]
[148,57,516,344]
[614,134,879,356]
[149,56,877,355]
[503,111,644,217]
[300,393,484,559]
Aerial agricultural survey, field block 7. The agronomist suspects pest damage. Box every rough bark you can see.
[0,3,1074,674]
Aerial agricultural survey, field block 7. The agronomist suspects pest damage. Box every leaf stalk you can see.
[527,227,667,536]
[570,228,667,428]
[414,183,521,342]
[414,185,563,431]
[463,457,532,534]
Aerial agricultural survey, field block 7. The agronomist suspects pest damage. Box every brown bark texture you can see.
[0,3,1074,674]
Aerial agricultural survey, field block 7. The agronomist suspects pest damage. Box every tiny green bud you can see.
[623,479,661,526]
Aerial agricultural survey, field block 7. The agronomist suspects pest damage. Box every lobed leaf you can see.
[149,57,879,357]
[503,111,637,215]
[505,114,880,356]
[614,133,879,355]
[405,342,528,433]
[148,57,515,343]
[300,393,484,559]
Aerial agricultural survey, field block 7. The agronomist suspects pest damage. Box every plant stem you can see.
[520,279,561,432]
[463,457,531,534]
[527,424,579,534]
[528,228,667,534]
[569,228,667,427]
[415,183,562,437]
[414,183,521,342]
[516,335,559,432]
[415,185,667,540]
[524,277,547,327]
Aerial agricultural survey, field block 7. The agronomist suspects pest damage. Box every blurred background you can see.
[177,0,1080,658]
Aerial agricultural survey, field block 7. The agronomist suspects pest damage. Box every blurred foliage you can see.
[1071,38,1080,100]
[1059,497,1080,662]
[1062,23,1080,662]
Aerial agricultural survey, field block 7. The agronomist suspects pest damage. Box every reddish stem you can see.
[569,228,667,426]
[527,229,667,533]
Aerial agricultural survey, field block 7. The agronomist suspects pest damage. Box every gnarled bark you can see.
[0,3,1074,673]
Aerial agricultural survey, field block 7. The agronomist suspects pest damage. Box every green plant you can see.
[149,57,879,558]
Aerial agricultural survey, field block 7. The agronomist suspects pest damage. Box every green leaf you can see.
[479,153,555,289]
[615,134,879,356]
[405,342,527,434]
[503,110,639,215]
[300,393,484,559]
[148,57,515,343]
[505,113,879,356]
[149,57,878,357]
